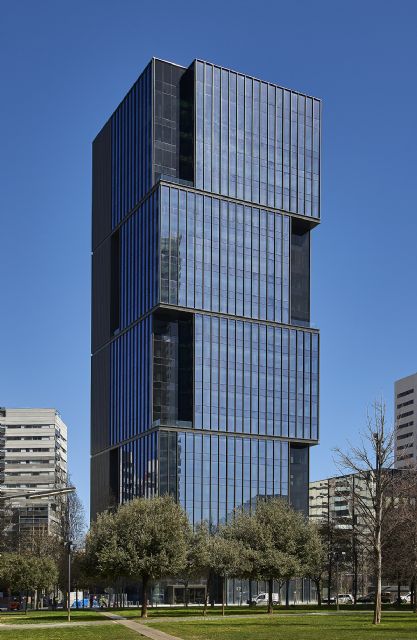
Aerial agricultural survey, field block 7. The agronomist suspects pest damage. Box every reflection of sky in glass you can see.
[194,61,320,219]
[160,185,291,324]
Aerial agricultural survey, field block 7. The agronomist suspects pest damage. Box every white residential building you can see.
[394,373,417,469]
[0,407,68,536]
[309,473,372,530]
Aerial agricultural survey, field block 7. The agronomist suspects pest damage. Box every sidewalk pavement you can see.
[101,611,183,640]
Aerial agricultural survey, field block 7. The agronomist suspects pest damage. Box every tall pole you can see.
[67,541,72,622]
[327,481,332,606]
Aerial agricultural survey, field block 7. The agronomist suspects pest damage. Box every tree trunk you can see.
[328,558,332,606]
[315,579,322,607]
[25,589,28,613]
[203,574,211,617]
[412,578,417,614]
[210,572,215,608]
[141,575,149,618]
[352,545,358,605]
[373,525,382,624]
[221,575,225,617]
[268,578,274,614]
[397,580,401,609]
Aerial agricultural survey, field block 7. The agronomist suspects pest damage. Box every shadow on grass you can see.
[110,604,414,619]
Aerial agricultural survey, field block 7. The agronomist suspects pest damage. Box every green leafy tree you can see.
[176,522,209,609]
[300,522,327,606]
[0,552,57,612]
[208,527,250,616]
[35,556,59,594]
[87,496,191,618]
[230,499,307,614]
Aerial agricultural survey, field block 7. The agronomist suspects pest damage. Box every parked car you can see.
[381,592,394,603]
[329,593,353,604]
[357,593,373,603]
[8,598,20,611]
[251,592,280,605]
[357,592,393,604]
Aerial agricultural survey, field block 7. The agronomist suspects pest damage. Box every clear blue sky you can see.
[1,0,417,514]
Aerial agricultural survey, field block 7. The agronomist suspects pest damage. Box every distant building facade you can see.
[394,373,417,469]
[309,473,372,530]
[0,407,68,538]
[309,473,374,600]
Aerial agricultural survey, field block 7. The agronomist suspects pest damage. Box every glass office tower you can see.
[91,58,320,528]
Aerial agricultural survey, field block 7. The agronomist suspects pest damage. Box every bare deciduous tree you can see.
[390,468,417,612]
[334,401,395,624]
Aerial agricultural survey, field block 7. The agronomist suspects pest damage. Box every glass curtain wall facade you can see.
[91,58,320,527]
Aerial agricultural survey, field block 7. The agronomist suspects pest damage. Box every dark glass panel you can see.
[154,60,194,185]
[289,444,309,515]
[291,219,310,325]
[153,310,193,427]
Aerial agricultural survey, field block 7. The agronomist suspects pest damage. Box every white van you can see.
[253,592,279,605]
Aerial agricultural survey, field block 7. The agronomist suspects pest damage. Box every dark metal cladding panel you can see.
[90,450,109,521]
[90,448,120,520]
[111,62,153,228]
[91,237,111,353]
[91,344,110,456]
[92,121,112,251]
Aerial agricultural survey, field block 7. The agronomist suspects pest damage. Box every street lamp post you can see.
[329,550,346,611]
[67,540,74,622]
[0,487,76,501]
[336,551,346,611]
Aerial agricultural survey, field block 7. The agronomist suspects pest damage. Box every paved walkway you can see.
[101,611,183,640]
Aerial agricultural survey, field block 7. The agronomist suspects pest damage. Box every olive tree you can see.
[229,499,308,614]
[87,496,191,618]
[300,522,327,606]
[185,521,251,616]
[0,553,58,612]
[209,527,250,615]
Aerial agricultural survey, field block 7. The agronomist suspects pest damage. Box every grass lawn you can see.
[149,612,417,640]
[112,605,274,618]
[0,609,106,624]
[0,625,140,639]
[110,604,411,619]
